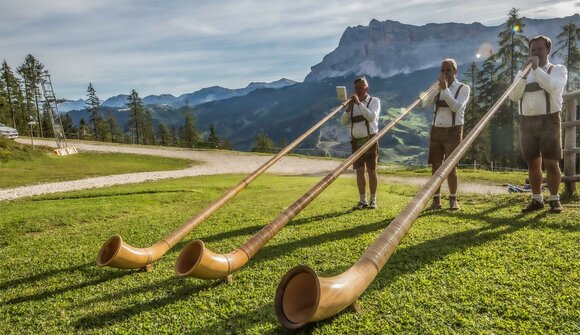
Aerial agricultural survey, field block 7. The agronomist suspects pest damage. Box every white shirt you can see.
[509,62,568,116]
[340,95,381,139]
[421,79,470,127]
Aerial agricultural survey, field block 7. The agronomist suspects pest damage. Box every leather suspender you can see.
[351,97,374,138]
[433,84,464,126]
[519,64,554,115]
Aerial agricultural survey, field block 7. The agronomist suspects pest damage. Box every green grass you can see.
[378,164,529,186]
[0,139,195,188]
[0,174,578,334]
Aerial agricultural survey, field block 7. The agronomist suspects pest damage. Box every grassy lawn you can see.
[378,164,530,186]
[0,174,578,334]
[0,139,195,188]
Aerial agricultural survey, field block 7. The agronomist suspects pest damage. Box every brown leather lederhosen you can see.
[518,64,562,161]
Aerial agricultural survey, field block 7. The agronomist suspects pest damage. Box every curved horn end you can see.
[97,235,123,267]
[275,265,320,329]
[96,235,151,269]
[175,240,205,277]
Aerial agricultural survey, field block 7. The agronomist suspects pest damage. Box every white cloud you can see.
[1,0,577,99]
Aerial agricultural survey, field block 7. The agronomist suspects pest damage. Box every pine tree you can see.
[171,126,181,147]
[207,124,221,149]
[78,118,90,140]
[220,138,232,150]
[158,123,171,146]
[106,111,123,143]
[42,101,55,138]
[552,22,580,91]
[60,113,76,137]
[493,8,529,167]
[182,112,197,148]
[126,89,144,144]
[17,55,45,137]
[462,65,479,164]
[475,56,503,166]
[142,109,156,145]
[252,133,275,153]
[0,75,9,124]
[1,60,23,129]
[86,83,101,139]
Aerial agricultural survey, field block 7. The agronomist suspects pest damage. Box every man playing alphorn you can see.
[421,59,471,210]
[509,35,567,213]
[341,77,381,210]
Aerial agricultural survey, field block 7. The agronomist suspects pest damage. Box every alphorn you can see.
[97,97,353,271]
[274,63,533,329]
[175,82,439,280]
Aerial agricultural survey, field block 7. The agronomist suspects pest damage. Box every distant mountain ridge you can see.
[59,78,298,112]
[63,14,578,163]
[305,14,579,82]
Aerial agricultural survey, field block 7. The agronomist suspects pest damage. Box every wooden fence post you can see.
[562,90,579,197]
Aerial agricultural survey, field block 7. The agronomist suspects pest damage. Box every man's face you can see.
[440,62,456,83]
[530,39,549,65]
[354,80,368,98]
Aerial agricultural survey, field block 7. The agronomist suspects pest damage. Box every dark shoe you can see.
[427,197,442,210]
[353,201,368,210]
[368,200,377,209]
[522,199,544,213]
[548,200,564,213]
[449,196,460,211]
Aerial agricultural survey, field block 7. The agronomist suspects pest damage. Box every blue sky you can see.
[1,0,578,100]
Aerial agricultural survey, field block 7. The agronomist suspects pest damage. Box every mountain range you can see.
[63,14,579,163]
[59,78,298,112]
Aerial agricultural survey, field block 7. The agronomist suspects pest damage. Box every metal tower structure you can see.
[39,72,67,149]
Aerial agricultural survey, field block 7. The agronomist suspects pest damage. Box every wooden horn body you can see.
[97,98,353,270]
[275,65,532,329]
[175,83,439,279]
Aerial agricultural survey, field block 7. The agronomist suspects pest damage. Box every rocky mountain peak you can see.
[305,14,579,82]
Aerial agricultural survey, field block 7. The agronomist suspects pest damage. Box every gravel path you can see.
[1,139,506,201]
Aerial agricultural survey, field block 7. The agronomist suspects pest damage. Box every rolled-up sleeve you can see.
[421,88,439,109]
[340,110,351,126]
[360,97,380,122]
[509,70,527,102]
[441,85,470,113]
[535,65,567,96]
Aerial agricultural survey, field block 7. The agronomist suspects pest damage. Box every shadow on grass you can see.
[370,205,550,290]
[30,189,197,202]
[0,262,92,292]
[167,209,353,256]
[74,277,217,330]
[192,302,286,335]
[419,195,520,218]
[421,196,579,233]
[252,215,395,265]
[3,267,135,305]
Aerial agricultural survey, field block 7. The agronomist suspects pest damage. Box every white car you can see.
[0,123,19,139]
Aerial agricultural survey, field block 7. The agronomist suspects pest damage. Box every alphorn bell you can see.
[274,64,533,329]
[175,82,439,280]
[96,97,353,271]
